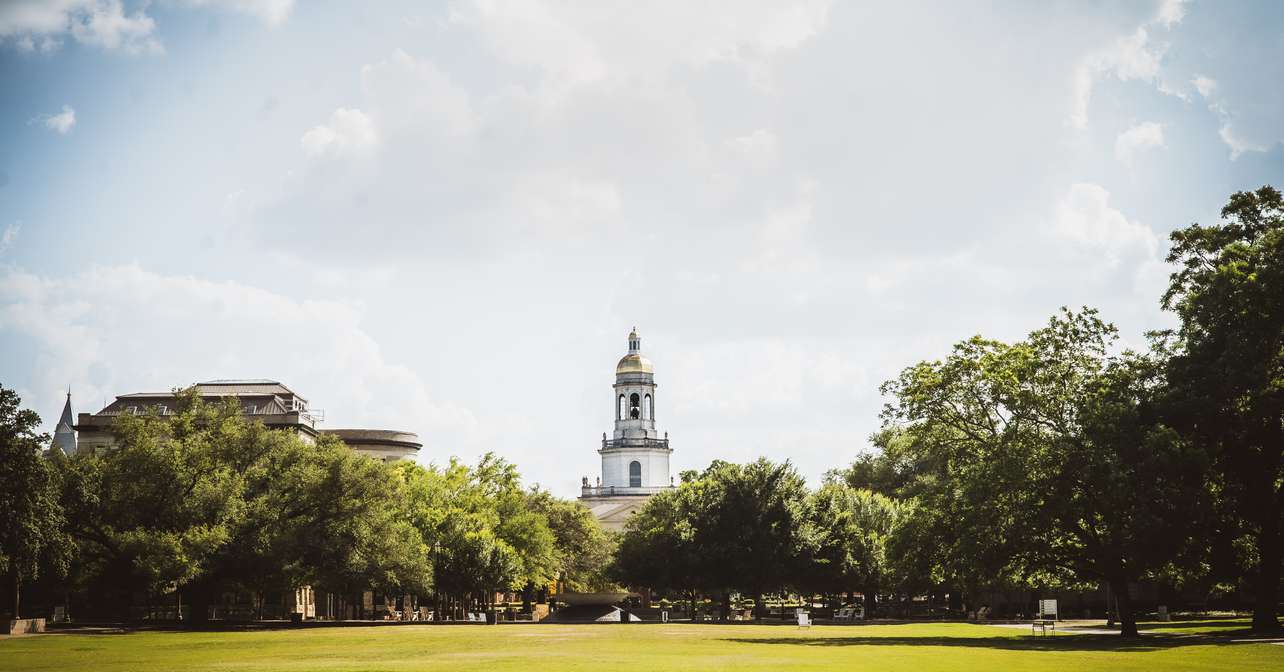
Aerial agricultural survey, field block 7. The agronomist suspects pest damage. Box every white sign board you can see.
[1037,599,1058,620]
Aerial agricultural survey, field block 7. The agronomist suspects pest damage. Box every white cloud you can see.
[300,108,378,159]
[0,0,162,54]
[0,0,291,53]
[726,128,779,169]
[1069,27,1167,129]
[35,105,77,134]
[743,177,819,273]
[1192,74,1217,98]
[1155,0,1187,28]
[453,0,832,103]
[0,264,477,446]
[0,222,19,254]
[1115,121,1165,163]
[1053,183,1159,266]
[360,49,477,138]
[670,339,868,417]
[179,0,296,27]
[510,173,622,236]
[1068,1,1193,130]
[1218,124,1269,160]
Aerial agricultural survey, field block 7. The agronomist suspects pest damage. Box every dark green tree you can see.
[57,391,247,615]
[398,454,556,619]
[880,334,1037,606]
[611,488,701,611]
[1017,311,1207,637]
[526,490,616,593]
[0,385,70,619]
[807,483,902,615]
[1163,185,1284,631]
[684,459,815,619]
[58,389,429,620]
[881,309,1208,636]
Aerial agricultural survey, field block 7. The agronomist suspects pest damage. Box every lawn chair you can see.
[797,609,811,629]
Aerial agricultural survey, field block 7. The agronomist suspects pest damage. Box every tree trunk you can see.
[11,567,20,620]
[1110,578,1139,637]
[720,592,730,622]
[1252,520,1282,632]
[187,583,210,625]
[864,586,877,618]
[753,592,764,620]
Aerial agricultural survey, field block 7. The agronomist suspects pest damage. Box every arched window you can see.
[618,394,626,420]
[643,394,652,420]
[629,393,640,419]
[629,460,642,487]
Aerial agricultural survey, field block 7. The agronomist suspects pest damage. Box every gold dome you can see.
[616,354,654,374]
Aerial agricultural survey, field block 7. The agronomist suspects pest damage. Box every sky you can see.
[3,0,1284,496]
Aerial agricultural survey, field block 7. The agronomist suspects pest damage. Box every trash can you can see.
[290,612,303,624]
[485,611,497,625]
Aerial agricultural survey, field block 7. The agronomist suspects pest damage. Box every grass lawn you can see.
[2,620,1281,671]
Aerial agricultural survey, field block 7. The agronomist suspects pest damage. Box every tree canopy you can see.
[0,385,69,619]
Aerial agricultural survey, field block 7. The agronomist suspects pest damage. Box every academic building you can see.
[52,379,422,622]
[65,379,421,461]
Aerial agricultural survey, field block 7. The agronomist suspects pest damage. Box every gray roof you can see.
[53,391,76,453]
[194,380,299,398]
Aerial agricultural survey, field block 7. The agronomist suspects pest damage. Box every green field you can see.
[2,620,1281,671]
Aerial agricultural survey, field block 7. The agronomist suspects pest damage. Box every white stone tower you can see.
[581,327,674,530]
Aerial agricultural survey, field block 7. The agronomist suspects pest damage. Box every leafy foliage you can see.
[1162,185,1284,631]
[0,385,70,618]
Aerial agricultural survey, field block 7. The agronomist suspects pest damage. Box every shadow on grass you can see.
[1136,620,1255,632]
[721,634,1264,653]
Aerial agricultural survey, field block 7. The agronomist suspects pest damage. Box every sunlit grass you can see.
[1,620,1281,671]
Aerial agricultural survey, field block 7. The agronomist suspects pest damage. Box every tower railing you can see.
[601,437,670,450]
[579,485,674,497]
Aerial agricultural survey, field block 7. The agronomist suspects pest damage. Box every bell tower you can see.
[614,327,657,441]
[581,327,674,521]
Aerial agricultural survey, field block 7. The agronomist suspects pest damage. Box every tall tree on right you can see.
[1163,185,1284,632]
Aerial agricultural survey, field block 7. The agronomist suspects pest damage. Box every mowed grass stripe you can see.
[2,621,1282,671]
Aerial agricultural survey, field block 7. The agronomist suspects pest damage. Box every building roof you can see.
[322,429,422,451]
[194,380,300,398]
[53,391,76,453]
[616,353,654,374]
[112,380,303,401]
[617,327,654,374]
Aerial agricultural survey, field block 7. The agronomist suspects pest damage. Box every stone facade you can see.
[580,328,675,531]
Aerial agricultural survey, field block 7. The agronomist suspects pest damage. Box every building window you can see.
[618,394,626,420]
[643,394,652,420]
[629,461,642,487]
[629,393,640,419]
